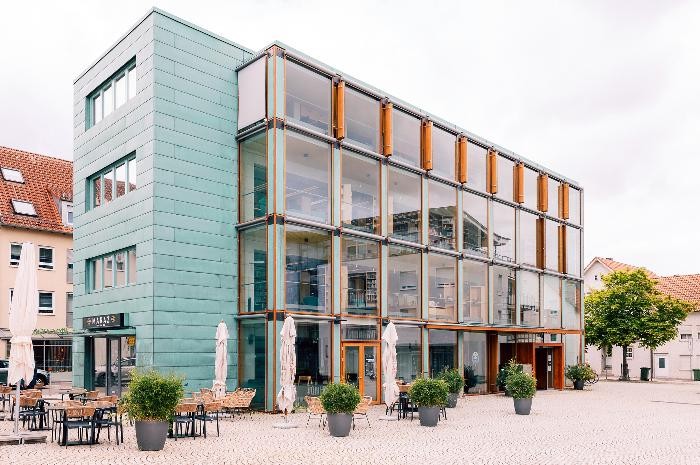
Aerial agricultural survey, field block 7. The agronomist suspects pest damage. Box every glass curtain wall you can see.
[285,132,330,224]
[543,275,561,328]
[428,253,457,322]
[545,220,558,271]
[428,181,457,250]
[523,167,538,211]
[392,109,420,167]
[519,270,540,326]
[387,167,421,243]
[493,265,516,325]
[496,156,513,202]
[429,330,457,375]
[341,150,379,234]
[567,226,581,277]
[239,132,267,222]
[463,332,487,394]
[239,226,267,312]
[240,319,266,407]
[569,188,581,226]
[395,325,421,383]
[285,225,331,313]
[466,142,487,192]
[387,245,421,319]
[463,191,488,258]
[463,259,487,323]
[344,87,379,152]
[562,279,581,329]
[285,60,330,135]
[431,127,456,180]
[492,202,516,263]
[520,211,538,267]
[341,236,380,315]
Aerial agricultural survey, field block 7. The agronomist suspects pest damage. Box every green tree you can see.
[585,270,692,380]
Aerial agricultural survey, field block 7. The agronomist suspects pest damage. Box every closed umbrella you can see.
[380,322,400,420]
[274,316,297,428]
[212,320,228,399]
[8,242,39,435]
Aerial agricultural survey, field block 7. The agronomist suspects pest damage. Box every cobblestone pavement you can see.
[2,381,699,464]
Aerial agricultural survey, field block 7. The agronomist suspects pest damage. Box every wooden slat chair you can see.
[51,401,82,443]
[225,389,255,419]
[174,402,199,439]
[352,396,372,429]
[89,400,122,445]
[61,406,97,447]
[195,400,222,438]
[304,396,326,428]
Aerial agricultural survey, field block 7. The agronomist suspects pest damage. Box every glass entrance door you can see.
[341,343,380,402]
[92,336,136,397]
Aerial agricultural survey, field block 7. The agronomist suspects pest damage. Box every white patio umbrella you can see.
[274,316,297,428]
[380,321,400,421]
[8,242,39,435]
[212,320,229,399]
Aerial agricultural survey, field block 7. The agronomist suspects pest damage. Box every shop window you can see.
[285,225,331,313]
[519,270,540,326]
[285,60,331,135]
[387,167,421,244]
[543,275,561,328]
[519,211,538,267]
[467,142,487,192]
[493,265,516,325]
[463,192,488,258]
[463,332,488,393]
[240,226,267,312]
[239,319,266,408]
[239,132,267,222]
[285,132,330,224]
[463,260,488,323]
[344,87,380,152]
[396,326,421,383]
[428,181,457,251]
[341,236,379,316]
[341,150,380,234]
[387,245,421,319]
[429,329,457,375]
[295,320,332,402]
[492,202,515,263]
[428,253,457,322]
[430,127,456,180]
[392,109,421,167]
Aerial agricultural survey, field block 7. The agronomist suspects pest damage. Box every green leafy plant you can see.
[320,382,361,414]
[120,370,184,421]
[463,365,479,393]
[565,364,596,382]
[438,368,464,394]
[496,359,523,391]
[505,371,536,399]
[408,377,449,407]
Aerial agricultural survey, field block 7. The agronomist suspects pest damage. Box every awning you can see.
[71,327,136,337]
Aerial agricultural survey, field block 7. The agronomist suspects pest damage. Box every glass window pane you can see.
[115,164,126,198]
[39,247,53,269]
[115,74,126,108]
[239,319,266,408]
[392,110,420,167]
[285,132,330,224]
[428,181,457,251]
[519,211,538,267]
[341,150,379,234]
[463,332,488,393]
[467,142,487,192]
[494,265,516,325]
[127,67,136,100]
[429,330,456,376]
[395,326,421,383]
[428,253,457,322]
[103,255,113,288]
[128,158,137,192]
[240,226,267,312]
[237,57,266,130]
[543,275,561,328]
[38,292,53,313]
[341,237,379,315]
[523,168,538,211]
[10,243,21,266]
[341,317,379,341]
[492,202,515,263]
[285,61,330,135]
[519,271,540,326]
[295,320,332,400]
[103,169,113,204]
[344,87,379,152]
[103,85,114,117]
[567,226,581,277]
[387,245,421,319]
[127,248,137,284]
[562,279,581,329]
[91,177,101,208]
[240,133,267,222]
[91,258,102,291]
[463,260,487,323]
[548,178,560,216]
[115,251,126,286]
[285,225,331,313]
[497,156,513,202]
[545,220,558,271]
[388,167,421,243]
[569,188,581,226]
[463,192,488,258]
[432,127,456,180]
[93,94,102,124]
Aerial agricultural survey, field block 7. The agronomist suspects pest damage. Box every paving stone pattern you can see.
[2,381,699,464]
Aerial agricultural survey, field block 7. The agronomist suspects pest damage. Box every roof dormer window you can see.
[1,167,24,183]
[11,199,37,216]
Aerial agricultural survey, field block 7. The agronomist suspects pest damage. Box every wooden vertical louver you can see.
[536,218,545,269]
[560,183,570,219]
[421,120,433,170]
[381,101,393,156]
[558,224,567,273]
[487,150,498,194]
[513,163,524,203]
[537,173,548,212]
[457,136,467,183]
[333,80,345,140]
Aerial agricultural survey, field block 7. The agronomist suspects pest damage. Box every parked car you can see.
[0,359,51,387]
[94,357,136,387]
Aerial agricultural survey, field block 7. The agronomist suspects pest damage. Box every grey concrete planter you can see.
[513,398,532,415]
[418,407,441,426]
[573,380,585,390]
[327,413,353,437]
[135,420,168,451]
[446,392,459,408]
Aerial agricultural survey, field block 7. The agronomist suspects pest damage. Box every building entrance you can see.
[90,336,136,397]
[341,343,380,402]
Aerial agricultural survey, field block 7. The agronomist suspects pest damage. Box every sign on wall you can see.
[83,313,124,329]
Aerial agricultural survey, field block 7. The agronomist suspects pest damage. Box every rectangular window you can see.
[239,133,267,222]
[66,293,73,328]
[428,253,457,322]
[428,181,457,251]
[341,150,380,234]
[103,85,114,117]
[115,74,127,108]
[680,333,692,340]
[523,167,538,211]
[239,319,266,408]
[128,158,137,192]
[237,56,266,130]
[240,226,267,312]
[87,59,135,128]
[285,60,331,135]
[463,260,488,323]
[67,249,74,284]
[519,211,538,267]
[566,226,581,276]
[396,326,421,383]
[11,200,37,216]
[467,142,487,192]
[115,163,126,198]
[91,257,103,291]
[285,225,331,313]
[625,347,633,359]
[128,66,136,99]
[38,292,53,314]
[543,275,561,328]
[285,132,331,224]
[548,177,560,217]
[429,330,457,375]
[92,176,101,208]
[65,203,74,225]
[93,93,103,124]
[341,236,379,316]
[545,220,558,271]
[10,243,21,266]
[387,245,421,319]
[38,247,54,270]
[115,251,126,286]
[519,270,540,326]
[463,192,488,258]
[496,156,514,202]
[88,246,135,292]
[103,255,113,288]
[569,188,581,226]
[392,109,421,167]
[493,265,516,325]
[388,167,421,244]
[431,127,456,180]
[88,153,136,210]
[103,169,114,204]
[562,279,581,329]
[127,248,137,285]
[492,202,515,263]
[344,87,380,152]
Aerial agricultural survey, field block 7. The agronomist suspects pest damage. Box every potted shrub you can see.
[438,368,463,407]
[565,364,596,390]
[320,382,361,437]
[120,370,184,451]
[408,377,448,427]
[463,365,478,394]
[496,359,523,396]
[505,371,536,415]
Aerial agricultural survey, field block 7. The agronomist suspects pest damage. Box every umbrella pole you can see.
[14,382,20,435]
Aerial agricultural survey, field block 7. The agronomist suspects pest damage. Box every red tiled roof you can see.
[656,274,700,310]
[0,146,72,234]
[589,257,659,278]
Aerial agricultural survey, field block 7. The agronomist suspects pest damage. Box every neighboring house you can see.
[0,146,73,374]
[584,257,700,379]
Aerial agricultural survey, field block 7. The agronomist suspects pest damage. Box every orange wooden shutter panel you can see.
[514,163,524,203]
[536,218,545,269]
[457,136,467,183]
[537,173,548,212]
[421,120,433,170]
[487,150,498,194]
[560,183,570,219]
[558,225,567,273]
[381,102,393,156]
[333,80,345,140]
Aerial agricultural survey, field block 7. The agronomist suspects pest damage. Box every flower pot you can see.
[418,407,441,426]
[573,380,585,390]
[135,420,169,451]
[513,398,532,415]
[446,392,459,408]
[327,413,353,437]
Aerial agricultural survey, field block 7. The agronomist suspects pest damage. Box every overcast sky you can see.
[1,1,698,276]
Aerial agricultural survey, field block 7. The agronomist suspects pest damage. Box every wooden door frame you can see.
[340,342,381,404]
[533,343,564,390]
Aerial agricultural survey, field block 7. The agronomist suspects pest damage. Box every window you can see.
[285,225,331,313]
[519,271,540,326]
[9,289,13,309]
[680,333,692,340]
[429,330,457,375]
[543,275,561,328]
[569,188,581,226]
[10,243,21,266]
[388,167,421,243]
[463,260,488,323]
[496,156,514,202]
[66,293,73,328]
[428,181,457,251]
[240,226,267,312]
[562,279,581,329]
[128,158,137,192]
[38,292,53,314]
[285,60,331,135]
[387,245,421,319]
[127,248,136,285]
[66,249,74,284]
[38,247,54,270]
[115,163,126,198]
[344,87,380,152]
[103,169,114,204]
[545,220,558,271]
[396,326,421,383]
[239,319,266,408]
[466,142,487,192]
[463,192,488,258]
[519,211,538,267]
[1,167,24,183]
[93,94,103,124]
[341,150,379,234]
[88,59,136,127]
[63,202,74,226]
[11,200,36,216]
[392,109,421,167]
[548,178,560,217]
[625,347,633,359]
[522,167,538,211]
[115,251,126,286]
[103,85,114,117]
[428,253,457,322]
[90,257,102,291]
[341,236,379,315]
[103,256,113,288]
[494,265,516,325]
[238,56,266,130]
[492,202,515,263]
[115,74,127,108]
[566,226,581,277]
[239,133,267,222]
[431,127,456,180]
[285,132,331,224]
[88,246,136,292]
[88,153,136,210]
